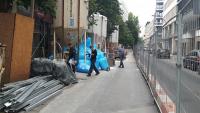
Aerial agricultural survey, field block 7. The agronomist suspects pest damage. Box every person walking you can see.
[118,46,125,68]
[87,46,100,77]
[67,43,76,73]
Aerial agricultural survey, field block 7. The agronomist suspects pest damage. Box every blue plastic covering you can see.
[76,37,109,73]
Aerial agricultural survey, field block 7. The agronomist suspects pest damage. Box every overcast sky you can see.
[121,0,156,36]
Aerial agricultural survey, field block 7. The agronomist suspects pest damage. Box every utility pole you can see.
[77,0,80,61]
[53,30,56,59]
[62,0,64,59]
[31,0,35,18]
[101,15,103,51]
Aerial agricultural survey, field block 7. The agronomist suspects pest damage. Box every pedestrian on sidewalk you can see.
[87,45,100,77]
[67,43,76,73]
[118,46,125,68]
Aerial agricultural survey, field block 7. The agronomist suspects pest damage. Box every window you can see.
[197,41,200,49]
[194,52,198,56]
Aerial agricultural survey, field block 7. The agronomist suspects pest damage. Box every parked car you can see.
[157,49,170,59]
[183,50,200,71]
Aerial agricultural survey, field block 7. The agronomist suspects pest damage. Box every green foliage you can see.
[88,0,122,37]
[119,13,140,46]
[126,12,140,44]
[119,16,133,46]
[88,0,140,45]
[9,0,57,17]
[88,0,98,16]
[35,0,57,17]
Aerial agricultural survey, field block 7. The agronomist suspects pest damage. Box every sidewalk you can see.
[25,51,159,113]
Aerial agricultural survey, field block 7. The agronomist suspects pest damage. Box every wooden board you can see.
[0,13,15,85]
[10,14,34,82]
[0,13,34,84]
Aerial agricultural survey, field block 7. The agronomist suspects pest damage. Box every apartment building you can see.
[109,25,119,49]
[144,21,154,47]
[89,13,107,50]
[54,0,89,45]
[163,0,177,54]
[154,0,164,49]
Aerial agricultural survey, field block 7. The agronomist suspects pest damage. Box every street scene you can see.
[25,52,159,113]
[1,0,200,113]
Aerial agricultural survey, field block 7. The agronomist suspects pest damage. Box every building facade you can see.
[154,0,164,49]
[109,25,119,49]
[144,21,154,48]
[178,0,200,55]
[163,0,177,54]
[54,0,89,45]
[89,13,107,50]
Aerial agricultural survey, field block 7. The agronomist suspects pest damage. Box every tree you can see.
[119,13,140,46]
[118,16,134,47]
[1,0,57,17]
[126,12,140,44]
[88,0,122,37]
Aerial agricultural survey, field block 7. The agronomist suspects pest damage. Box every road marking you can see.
[184,83,200,100]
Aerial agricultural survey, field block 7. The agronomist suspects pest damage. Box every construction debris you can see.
[0,75,64,112]
[0,58,78,112]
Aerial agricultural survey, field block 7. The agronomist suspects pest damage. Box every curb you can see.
[135,60,163,113]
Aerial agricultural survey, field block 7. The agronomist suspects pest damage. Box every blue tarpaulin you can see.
[76,37,109,73]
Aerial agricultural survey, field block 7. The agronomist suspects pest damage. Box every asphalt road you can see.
[142,52,200,113]
[26,52,158,113]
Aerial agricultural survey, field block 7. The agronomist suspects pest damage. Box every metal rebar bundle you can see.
[0,75,64,113]
[0,58,78,112]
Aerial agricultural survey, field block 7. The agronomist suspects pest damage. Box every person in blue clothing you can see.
[118,46,125,68]
[87,45,100,77]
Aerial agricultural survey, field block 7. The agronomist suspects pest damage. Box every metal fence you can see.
[135,32,200,113]
[134,1,200,113]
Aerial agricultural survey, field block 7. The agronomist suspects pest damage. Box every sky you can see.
[120,0,156,37]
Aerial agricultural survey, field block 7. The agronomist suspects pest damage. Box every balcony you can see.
[156,6,164,11]
[155,22,163,26]
[156,14,163,18]
[156,0,164,4]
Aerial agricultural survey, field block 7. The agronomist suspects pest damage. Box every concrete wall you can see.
[110,26,119,43]
[91,13,107,38]
[54,0,62,28]
[54,0,88,29]
[89,13,107,49]
[144,20,154,47]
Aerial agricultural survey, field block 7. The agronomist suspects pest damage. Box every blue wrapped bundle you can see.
[76,60,91,73]
[95,60,101,70]
[99,57,109,71]
[76,37,110,73]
